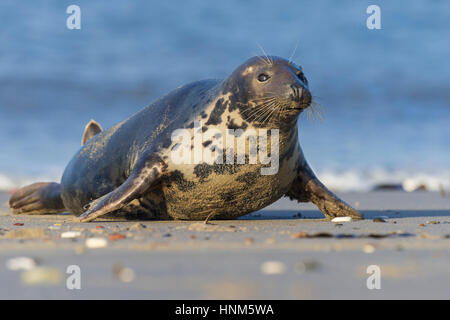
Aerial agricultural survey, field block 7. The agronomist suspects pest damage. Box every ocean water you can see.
[0,0,449,192]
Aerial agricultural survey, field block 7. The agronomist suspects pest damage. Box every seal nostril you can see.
[290,84,303,102]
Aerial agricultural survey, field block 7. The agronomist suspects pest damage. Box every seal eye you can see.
[257,73,270,82]
[296,72,308,85]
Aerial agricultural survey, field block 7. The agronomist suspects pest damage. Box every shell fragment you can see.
[331,217,353,223]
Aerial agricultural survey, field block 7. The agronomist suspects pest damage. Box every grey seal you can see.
[9,56,363,222]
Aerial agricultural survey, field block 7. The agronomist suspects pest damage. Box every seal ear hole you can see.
[257,73,270,82]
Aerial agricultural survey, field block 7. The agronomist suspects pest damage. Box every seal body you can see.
[9,56,362,222]
[61,79,300,220]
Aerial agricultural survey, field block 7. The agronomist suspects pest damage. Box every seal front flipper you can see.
[76,154,165,222]
[81,119,103,145]
[9,182,66,215]
[286,161,363,220]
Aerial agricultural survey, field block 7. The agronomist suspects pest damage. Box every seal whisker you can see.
[242,102,274,122]
[245,104,273,122]
[252,97,277,102]
[261,103,279,125]
[256,43,272,66]
[255,101,279,123]
[240,99,277,118]
[270,101,284,121]
[288,40,300,64]
[305,100,325,122]
[256,55,271,66]
[276,101,284,120]
[240,107,263,121]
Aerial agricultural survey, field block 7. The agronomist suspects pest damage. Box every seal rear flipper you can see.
[76,154,165,222]
[286,162,363,220]
[81,119,103,145]
[9,182,66,215]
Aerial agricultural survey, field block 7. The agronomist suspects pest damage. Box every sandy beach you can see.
[1,190,450,299]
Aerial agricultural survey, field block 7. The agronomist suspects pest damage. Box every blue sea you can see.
[0,0,449,192]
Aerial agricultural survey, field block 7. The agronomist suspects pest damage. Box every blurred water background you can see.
[0,0,449,192]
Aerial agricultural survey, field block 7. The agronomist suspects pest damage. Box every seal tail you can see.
[9,182,66,215]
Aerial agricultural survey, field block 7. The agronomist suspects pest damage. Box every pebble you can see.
[295,259,320,273]
[85,237,108,248]
[75,246,85,255]
[129,223,146,231]
[109,234,126,241]
[61,231,82,238]
[419,233,439,240]
[113,264,135,283]
[188,223,237,232]
[261,261,286,275]
[308,232,334,238]
[363,244,376,254]
[21,267,62,286]
[6,257,37,271]
[4,228,47,239]
[335,234,355,239]
[290,231,307,239]
[244,237,254,245]
[331,217,353,223]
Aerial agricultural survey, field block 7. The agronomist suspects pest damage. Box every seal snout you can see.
[290,83,312,109]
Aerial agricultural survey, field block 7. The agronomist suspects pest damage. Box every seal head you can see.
[223,56,312,127]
